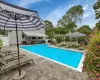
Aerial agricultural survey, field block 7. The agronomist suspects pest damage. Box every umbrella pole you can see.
[15,15,21,76]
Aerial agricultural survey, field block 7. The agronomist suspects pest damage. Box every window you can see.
[22,34,24,39]
[38,37,43,39]
[32,37,36,39]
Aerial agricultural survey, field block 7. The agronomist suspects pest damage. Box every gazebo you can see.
[0,1,45,79]
[65,32,86,45]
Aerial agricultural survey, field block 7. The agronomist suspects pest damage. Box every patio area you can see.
[0,45,89,80]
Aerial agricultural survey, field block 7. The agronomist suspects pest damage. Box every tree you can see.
[93,0,100,19]
[44,20,54,38]
[93,0,100,30]
[96,21,100,30]
[66,5,84,23]
[65,22,77,32]
[44,20,54,29]
[57,19,64,27]
[77,25,92,35]
[57,5,84,27]
[53,27,67,34]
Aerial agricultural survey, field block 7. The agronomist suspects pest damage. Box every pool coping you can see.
[20,44,85,72]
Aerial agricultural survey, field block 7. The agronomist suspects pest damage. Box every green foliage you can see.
[66,5,84,23]
[45,5,84,41]
[84,31,100,77]
[65,22,77,31]
[78,36,85,42]
[0,39,3,49]
[46,29,55,39]
[52,38,57,45]
[57,19,64,27]
[94,0,100,31]
[60,43,66,47]
[0,29,4,35]
[54,27,67,34]
[56,36,63,43]
[71,45,79,48]
[57,5,84,27]
[45,27,68,40]
[44,20,55,39]
[93,0,100,19]
[77,25,92,35]
[44,20,54,29]
[96,21,100,30]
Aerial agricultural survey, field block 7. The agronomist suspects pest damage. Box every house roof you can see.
[23,31,47,37]
[0,1,38,13]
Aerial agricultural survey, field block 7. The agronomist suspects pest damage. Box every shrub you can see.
[83,31,100,78]
[78,37,85,42]
[56,37,62,43]
[60,43,66,47]
[52,38,57,45]
[71,45,79,48]
[0,39,3,50]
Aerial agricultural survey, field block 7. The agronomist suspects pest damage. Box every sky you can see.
[4,0,99,28]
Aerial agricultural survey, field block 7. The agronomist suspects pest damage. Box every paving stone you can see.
[0,45,89,80]
[38,76,48,80]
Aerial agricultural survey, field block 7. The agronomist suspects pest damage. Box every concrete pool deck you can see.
[0,45,89,80]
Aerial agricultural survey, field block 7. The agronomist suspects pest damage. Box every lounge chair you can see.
[0,52,25,62]
[0,50,17,56]
[0,57,34,74]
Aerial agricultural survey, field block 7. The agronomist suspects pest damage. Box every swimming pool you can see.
[20,44,83,71]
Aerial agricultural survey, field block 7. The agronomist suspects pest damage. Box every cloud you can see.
[83,4,90,19]
[18,0,52,8]
[83,4,88,11]
[45,0,52,3]
[83,12,90,19]
[44,4,75,27]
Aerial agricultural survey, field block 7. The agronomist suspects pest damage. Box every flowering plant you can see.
[83,30,100,78]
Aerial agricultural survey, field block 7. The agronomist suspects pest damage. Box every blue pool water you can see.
[20,44,83,69]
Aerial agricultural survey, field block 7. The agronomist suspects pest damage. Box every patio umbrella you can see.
[0,1,45,78]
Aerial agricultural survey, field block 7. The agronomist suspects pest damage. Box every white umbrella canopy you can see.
[0,1,45,77]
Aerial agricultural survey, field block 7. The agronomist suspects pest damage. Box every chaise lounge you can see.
[0,57,34,74]
[0,52,25,62]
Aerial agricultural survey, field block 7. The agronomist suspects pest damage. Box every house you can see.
[8,28,48,45]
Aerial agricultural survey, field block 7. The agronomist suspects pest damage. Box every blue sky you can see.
[4,0,98,28]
